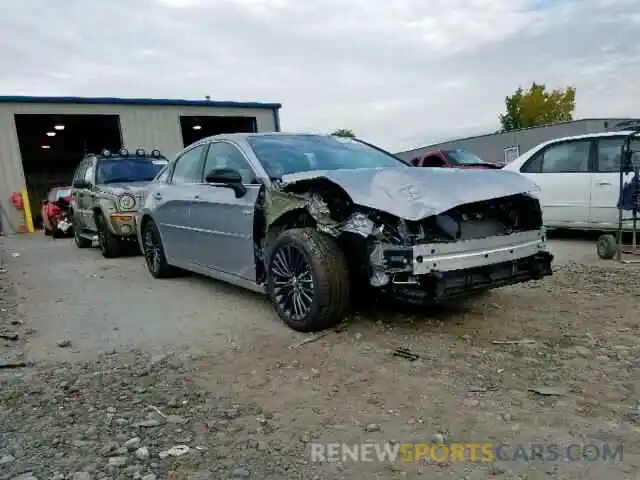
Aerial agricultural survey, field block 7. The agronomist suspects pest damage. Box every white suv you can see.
[502,131,640,231]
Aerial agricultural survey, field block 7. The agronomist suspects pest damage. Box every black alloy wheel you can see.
[270,243,315,322]
[141,220,176,278]
[143,225,162,275]
[267,228,349,332]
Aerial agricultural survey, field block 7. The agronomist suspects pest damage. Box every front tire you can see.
[96,213,123,258]
[141,219,177,278]
[73,218,92,248]
[267,228,350,332]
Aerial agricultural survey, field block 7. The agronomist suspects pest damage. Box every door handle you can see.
[153,192,163,200]
[596,181,612,186]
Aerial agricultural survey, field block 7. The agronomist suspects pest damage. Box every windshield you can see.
[444,149,485,165]
[49,188,71,201]
[247,134,408,178]
[96,158,168,184]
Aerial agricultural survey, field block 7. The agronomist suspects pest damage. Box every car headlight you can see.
[118,194,136,210]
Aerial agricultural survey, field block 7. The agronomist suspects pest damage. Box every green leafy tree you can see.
[331,128,356,138]
[499,82,576,132]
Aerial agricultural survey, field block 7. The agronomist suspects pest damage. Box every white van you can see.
[502,131,640,231]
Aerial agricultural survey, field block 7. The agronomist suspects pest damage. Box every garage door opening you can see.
[14,114,122,228]
[180,115,257,147]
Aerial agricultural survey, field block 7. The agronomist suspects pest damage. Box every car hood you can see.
[100,181,150,195]
[280,167,538,221]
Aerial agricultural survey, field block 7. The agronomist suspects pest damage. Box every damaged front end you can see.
[261,172,553,304]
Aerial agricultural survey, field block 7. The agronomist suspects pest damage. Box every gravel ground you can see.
[1,234,639,479]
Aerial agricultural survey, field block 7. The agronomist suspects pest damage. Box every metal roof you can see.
[0,95,281,110]
[396,117,640,155]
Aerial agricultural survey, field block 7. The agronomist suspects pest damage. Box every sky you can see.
[0,0,638,153]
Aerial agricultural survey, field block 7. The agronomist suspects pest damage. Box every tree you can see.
[331,128,356,138]
[498,82,576,132]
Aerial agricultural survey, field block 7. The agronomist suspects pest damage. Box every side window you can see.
[522,140,591,173]
[170,145,205,185]
[84,162,95,184]
[203,142,258,184]
[153,165,171,183]
[597,137,640,172]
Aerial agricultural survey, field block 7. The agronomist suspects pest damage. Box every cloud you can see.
[0,0,638,152]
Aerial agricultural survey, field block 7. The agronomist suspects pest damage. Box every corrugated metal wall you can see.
[0,102,277,234]
[0,110,26,234]
[396,118,639,164]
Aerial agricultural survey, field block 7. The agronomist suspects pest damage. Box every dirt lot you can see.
[1,234,639,479]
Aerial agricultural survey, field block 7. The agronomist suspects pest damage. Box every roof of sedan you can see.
[527,130,640,151]
[215,132,329,138]
[552,130,639,141]
[195,132,333,144]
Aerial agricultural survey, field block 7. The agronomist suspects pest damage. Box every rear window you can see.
[444,149,484,165]
[49,188,71,201]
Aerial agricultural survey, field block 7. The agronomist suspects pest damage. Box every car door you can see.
[518,138,594,228]
[71,160,89,228]
[154,144,207,264]
[189,140,262,280]
[81,160,98,230]
[589,136,640,228]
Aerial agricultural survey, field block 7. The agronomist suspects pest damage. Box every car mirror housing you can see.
[205,168,247,198]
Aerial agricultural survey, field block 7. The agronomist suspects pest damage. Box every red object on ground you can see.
[410,148,503,170]
[41,186,73,236]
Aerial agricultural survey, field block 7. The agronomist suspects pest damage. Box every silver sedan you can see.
[137,133,553,332]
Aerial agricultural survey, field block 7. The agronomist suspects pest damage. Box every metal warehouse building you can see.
[395,117,640,165]
[0,95,281,234]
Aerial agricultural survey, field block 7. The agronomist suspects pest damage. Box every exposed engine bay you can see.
[256,173,553,303]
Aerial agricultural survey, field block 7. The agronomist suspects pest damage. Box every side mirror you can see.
[42,199,49,205]
[73,180,91,189]
[205,168,247,198]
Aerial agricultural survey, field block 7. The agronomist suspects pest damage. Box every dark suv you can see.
[70,148,169,258]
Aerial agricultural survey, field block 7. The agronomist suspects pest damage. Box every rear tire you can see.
[267,228,350,332]
[141,219,177,278]
[96,213,123,258]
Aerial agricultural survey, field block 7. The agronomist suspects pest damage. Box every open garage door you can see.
[180,115,257,147]
[14,114,122,228]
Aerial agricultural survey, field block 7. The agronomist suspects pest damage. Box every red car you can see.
[410,148,502,169]
[41,186,73,237]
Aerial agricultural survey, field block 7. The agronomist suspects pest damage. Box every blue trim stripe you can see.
[0,95,281,110]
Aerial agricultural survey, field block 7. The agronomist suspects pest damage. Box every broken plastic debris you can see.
[159,445,190,458]
[492,339,536,345]
[393,347,420,361]
[288,330,330,349]
[528,386,567,396]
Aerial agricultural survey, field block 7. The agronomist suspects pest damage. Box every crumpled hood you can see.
[280,167,539,221]
[100,181,150,195]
